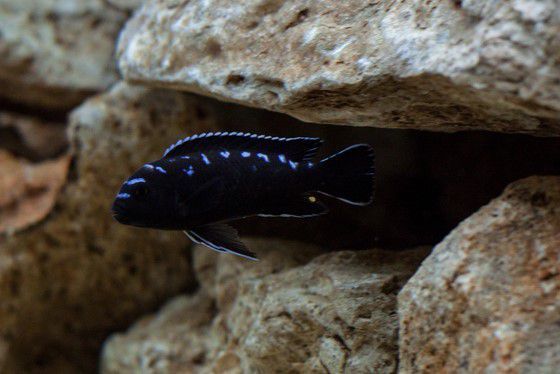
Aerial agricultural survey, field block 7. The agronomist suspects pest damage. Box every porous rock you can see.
[118,0,560,135]
[0,111,67,159]
[102,239,429,373]
[399,176,560,373]
[0,82,222,372]
[0,0,140,109]
[0,150,70,235]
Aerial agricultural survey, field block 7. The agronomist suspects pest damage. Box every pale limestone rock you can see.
[399,176,560,373]
[102,239,429,373]
[118,0,560,135]
[0,82,223,372]
[0,0,140,109]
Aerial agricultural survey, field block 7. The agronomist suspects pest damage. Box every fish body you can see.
[112,132,374,260]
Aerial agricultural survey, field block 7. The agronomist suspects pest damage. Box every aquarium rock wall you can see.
[0,0,559,373]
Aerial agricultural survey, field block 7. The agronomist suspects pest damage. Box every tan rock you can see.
[0,112,67,159]
[102,239,429,373]
[118,0,560,135]
[399,176,560,373]
[0,151,70,234]
[0,0,139,109]
[0,82,223,372]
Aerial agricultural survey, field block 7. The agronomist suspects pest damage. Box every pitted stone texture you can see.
[0,111,67,159]
[102,240,428,373]
[399,176,560,373]
[0,0,139,109]
[0,82,222,372]
[0,151,70,234]
[118,0,560,135]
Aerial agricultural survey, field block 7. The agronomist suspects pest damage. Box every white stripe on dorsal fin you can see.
[163,132,324,162]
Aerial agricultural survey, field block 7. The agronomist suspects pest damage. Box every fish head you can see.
[111,163,175,228]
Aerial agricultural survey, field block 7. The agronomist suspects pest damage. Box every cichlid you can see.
[111,132,374,260]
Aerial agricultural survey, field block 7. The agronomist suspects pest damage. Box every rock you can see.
[0,111,67,160]
[0,151,70,235]
[118,0,560,135]
[102,239,429,373]
[0,0,140,109]
[399,176,560,373]
[0,82,224,372]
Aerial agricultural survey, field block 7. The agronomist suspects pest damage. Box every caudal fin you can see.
[317,144,375,205]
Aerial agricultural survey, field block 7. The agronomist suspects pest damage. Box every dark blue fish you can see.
[111,132,374,260]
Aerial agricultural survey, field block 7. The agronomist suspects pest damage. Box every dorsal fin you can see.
[163,132,323,162]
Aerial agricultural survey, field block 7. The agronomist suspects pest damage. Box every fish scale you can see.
[112,132,374,260]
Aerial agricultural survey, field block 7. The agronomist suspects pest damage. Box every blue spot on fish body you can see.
[155,166,167,174]
[241,151,251,158]
[252,165,257,172]
[180,156,190,160]
[289,161,298,170]
[278,154,286,163]
[201,153,210,165]
[220,150,230,158]
[257,153,269,162]
[183,167,195,176]
[116,192,131,199]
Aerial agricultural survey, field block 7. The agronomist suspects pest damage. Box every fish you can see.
[111,132,375,260]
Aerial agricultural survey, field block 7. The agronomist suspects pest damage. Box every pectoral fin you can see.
[185,223,257,261]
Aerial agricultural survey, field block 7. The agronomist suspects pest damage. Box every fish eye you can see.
[132,185,150,201]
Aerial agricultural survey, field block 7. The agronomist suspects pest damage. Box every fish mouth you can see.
[111,201,128,223]
[111,211,128,224]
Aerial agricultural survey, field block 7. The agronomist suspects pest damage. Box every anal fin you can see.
[258,195,328,218]
[185,223,257,261]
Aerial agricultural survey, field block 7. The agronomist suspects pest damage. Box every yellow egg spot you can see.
[309,196,317,203]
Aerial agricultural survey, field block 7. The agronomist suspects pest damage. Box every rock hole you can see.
[195,106,208,120]
[257,77,285,89]
[531,191,549,207]
[246,20,259,30]
[205,38,222,57]
[284,8,309,30]
[192,352,206,365]
[128,264,138,275]
[255,0,284,16]
[226,74,246,85]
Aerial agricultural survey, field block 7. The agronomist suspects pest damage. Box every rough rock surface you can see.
[0,0,140,109]
[0,112,67,159]
[102,239,429,373]
[0,82,225,372]
[0,151,70,234]
[399,176,560,373]
[118,0,560,135]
